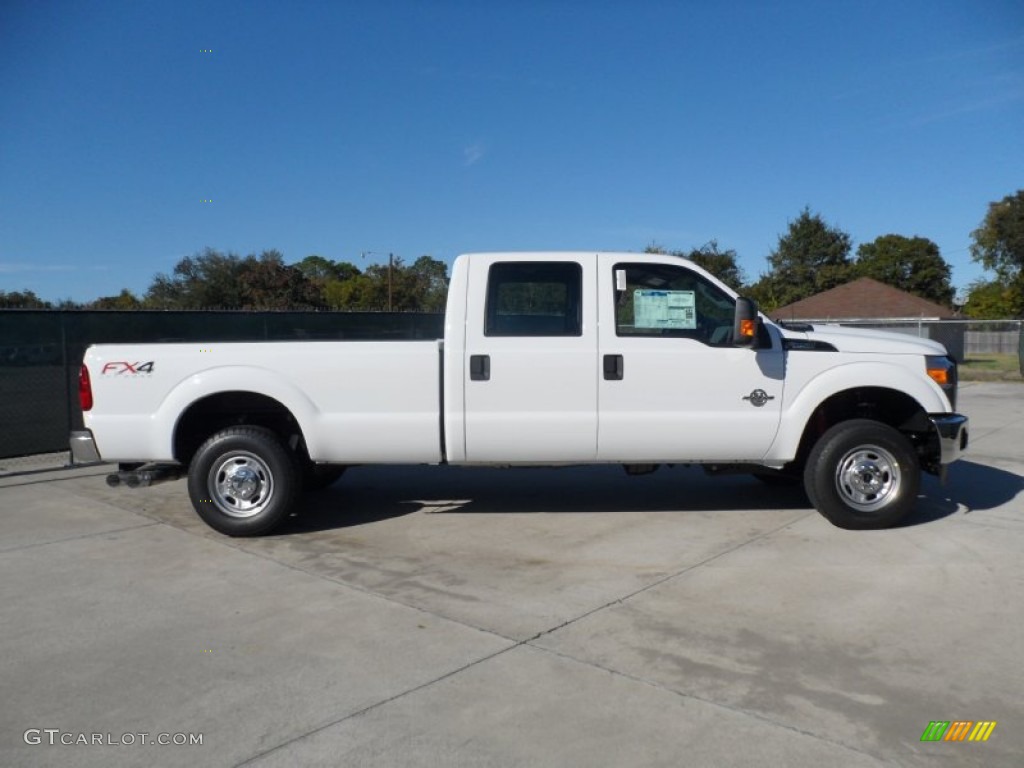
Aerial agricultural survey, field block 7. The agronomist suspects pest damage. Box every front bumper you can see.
[69,430,101,464]
[927,413,969,468]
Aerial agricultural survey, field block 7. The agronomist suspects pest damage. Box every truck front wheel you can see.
[804,419,920,530]
[188,426,301,536]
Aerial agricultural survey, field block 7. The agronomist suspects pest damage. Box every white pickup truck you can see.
[71,252,968,536]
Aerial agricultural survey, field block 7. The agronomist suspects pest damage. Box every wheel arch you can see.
[148,365,320,463]
[768,362,946,465]
[780,385,932,471]
[173,390,309,467]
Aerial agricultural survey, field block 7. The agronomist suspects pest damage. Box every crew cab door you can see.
[463,255,598,462]
[597,259,784,461]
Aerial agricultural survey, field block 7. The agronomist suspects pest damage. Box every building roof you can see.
[771,277,956,321]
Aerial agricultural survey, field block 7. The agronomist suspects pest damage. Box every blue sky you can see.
[2,0,1022,303]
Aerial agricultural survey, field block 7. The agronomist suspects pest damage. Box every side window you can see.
[613,262,735,345]
[485,262,582,337]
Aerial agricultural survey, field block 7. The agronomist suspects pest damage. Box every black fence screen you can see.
[0,310,444,460]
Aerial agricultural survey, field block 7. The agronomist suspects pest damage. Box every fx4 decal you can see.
[101,361,155,375]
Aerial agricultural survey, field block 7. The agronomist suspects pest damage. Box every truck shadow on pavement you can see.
[901,459,1023,527]
[279,465,816,535]
[277,460,1021,535]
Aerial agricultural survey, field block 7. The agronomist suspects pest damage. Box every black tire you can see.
[304,463,347,491]
[804,419,920,530]
[187,426,302,536]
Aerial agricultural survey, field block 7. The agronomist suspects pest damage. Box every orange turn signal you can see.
[926,366,949,387]
[740,319,755,338]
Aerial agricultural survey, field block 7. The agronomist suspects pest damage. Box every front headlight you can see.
[925,355,958,409]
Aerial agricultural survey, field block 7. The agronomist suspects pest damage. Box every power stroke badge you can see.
[743,389,775,407]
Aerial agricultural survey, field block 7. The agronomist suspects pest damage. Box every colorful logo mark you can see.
[920,721,996,742]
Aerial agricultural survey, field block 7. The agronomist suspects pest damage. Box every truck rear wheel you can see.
[188,426,301,536]
[804,419,919,530]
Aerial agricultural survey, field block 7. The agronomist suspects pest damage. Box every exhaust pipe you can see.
[106,464,183,489]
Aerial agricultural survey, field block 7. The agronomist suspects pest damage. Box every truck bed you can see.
[84,341,443,464]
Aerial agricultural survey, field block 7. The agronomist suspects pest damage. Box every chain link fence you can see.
[820,319,1022,379]
[0,309,443,472]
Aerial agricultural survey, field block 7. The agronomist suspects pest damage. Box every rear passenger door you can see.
[463,255,598,462]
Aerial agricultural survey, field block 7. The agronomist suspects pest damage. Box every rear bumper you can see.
[928,413,968,467]
[69,430,102,463]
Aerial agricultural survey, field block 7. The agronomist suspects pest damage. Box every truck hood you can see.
[780,323,948,355]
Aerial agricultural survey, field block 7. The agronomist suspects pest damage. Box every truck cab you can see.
[446,253,785,464]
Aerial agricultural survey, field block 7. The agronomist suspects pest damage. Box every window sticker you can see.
[633,289,696,329]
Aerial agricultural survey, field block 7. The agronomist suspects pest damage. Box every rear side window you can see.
[485,262,582,337]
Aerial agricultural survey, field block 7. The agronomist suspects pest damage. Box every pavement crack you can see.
[0,467,109,487]
[524,643,886,766]
[0,521,160,554]
[523,511,812,644]
[233,643,522,767]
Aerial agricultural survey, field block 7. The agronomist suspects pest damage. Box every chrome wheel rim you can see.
[834,444,901,512]
[209,452,274,518]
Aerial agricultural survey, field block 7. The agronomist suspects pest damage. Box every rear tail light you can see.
[79,364,93,411]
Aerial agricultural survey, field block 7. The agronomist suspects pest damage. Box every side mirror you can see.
[733,297,760,348]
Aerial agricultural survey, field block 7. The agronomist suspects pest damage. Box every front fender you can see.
[768,360,950,462]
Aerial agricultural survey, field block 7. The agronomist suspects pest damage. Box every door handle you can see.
[603,354,624,381]
[470,354,490,381]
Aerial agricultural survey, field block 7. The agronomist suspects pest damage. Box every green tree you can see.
[963,279,1018,319]
[751,208,853,311]
[401,256,449,311]
[854,234,954,306]
[295,254,338,282]
[296,255,365,309]
[90,289,143,310]
[323,273,376,309]
[643,241,745,291]
[687,241,745,291]
[295,255,361,284]
[146,248,321,309]
[332,255,450,311]
[146,248,246,308]
[362,260,401,310]
[0,290,51,308]
[236,250,322,309]
[145,248,446,311]
[971,189,1024,316]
